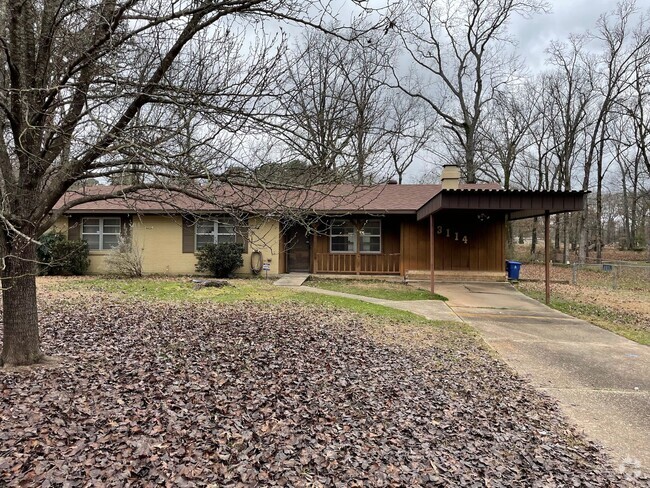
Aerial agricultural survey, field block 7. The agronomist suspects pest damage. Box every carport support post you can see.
[545,210,550,305]
[430,214,435,294]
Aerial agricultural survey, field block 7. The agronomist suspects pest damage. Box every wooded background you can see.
[253,0,650,262]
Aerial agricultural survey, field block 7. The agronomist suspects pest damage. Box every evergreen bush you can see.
[195,242,244,278]
[37,231,90,275]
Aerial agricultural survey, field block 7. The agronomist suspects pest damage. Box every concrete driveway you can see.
[436,282,650,475]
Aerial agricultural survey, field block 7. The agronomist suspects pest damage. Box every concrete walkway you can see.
[273,273,310,286]
[435,282,650,475]
[299,282,650,474]
[296,285,461,323]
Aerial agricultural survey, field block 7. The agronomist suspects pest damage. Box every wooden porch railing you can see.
[314,253,400,275]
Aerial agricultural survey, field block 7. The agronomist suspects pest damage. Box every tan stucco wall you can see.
[52,217,68,234]
[54,215,282,276]
[246,216,282,275]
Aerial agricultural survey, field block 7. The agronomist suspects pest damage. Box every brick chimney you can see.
[441,164,461,190]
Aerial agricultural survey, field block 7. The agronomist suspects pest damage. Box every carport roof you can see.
[416,188,588,221]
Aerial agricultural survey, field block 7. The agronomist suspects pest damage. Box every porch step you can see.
[274,273,310,287]
[406,270,507,283]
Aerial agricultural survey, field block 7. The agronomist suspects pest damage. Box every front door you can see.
[286,226,311,272]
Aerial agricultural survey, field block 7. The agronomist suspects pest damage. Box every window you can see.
[329,219,381,253]
[82,217,121,251]
[330,220,357,253]
[195,218,237,250]
[359,220,381,253]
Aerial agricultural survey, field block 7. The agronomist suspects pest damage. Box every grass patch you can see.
[45,277,460,330]
[49,276,291,303]
[307,279,447,301]
[291,292,437,326]
[521,288,650,346]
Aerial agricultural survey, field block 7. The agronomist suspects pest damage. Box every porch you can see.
[282,217,403,276]
[313,252,401,275]
[282,212,510,278]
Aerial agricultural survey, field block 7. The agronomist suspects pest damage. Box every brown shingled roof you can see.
[55,182,502,215]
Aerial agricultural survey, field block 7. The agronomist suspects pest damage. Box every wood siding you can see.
[401,218,430,273]
[401,211,505,272]
[312,216,401,274]
[297,212,505,275]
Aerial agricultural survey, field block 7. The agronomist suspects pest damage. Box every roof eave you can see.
[416,189,589,221]
[63,208,420,216]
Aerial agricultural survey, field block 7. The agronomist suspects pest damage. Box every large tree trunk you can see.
[646,209,650,262]
[578,198,589,263]
[596,173,603,260]
[621,168,631,249]
[530,216,538,255]
[505,221,514,258]
[1,235,42,366]
[554,213,560,252]
[465,129,477,183]
[630,163,639,249]
[595,129,606,260]
[562,213,569,263]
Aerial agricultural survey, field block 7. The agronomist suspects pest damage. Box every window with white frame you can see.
[359,220,381,253]
[82,217,121,251]
[195,218,237,250]
[330,220,357,253]
[329,219,381,253]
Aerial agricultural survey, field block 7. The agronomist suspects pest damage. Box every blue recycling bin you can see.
[506,260,521,280]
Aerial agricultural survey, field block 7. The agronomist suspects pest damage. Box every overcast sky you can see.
[263,0,641,182]
[509,0,626,67]
[400,0,635,181]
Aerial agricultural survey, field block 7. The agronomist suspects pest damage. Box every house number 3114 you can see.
[436,226,468,244]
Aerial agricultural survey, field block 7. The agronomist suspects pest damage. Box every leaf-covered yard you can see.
[0,280,640,486]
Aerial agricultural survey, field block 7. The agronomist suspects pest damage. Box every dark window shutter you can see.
[120,215,132,242]
[182,216,195,253]
[235,219,249,254]
[68,216,81,241]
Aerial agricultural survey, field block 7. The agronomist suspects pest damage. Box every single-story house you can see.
[54,166,587,294]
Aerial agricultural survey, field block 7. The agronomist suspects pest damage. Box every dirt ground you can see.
[510,243,650,265]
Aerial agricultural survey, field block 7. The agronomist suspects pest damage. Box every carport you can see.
[416,188,588,304]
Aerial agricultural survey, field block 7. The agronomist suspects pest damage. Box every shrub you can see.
[195,242,244,278]
[105,235,143,277]
[37,231,90,275]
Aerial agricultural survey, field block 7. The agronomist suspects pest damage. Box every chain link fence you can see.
[569,259,650,290]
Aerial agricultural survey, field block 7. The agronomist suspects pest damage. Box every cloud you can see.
[509,0,614,66]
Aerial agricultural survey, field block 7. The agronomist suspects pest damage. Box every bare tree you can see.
[274,27,394,183]
[481,84,538,189]
[340,36,394,183]
[608,114,644,249]
[479,83,539,254]
[543,37,593,261]
[275,30,355,175]
[391,0,547,183]
[622,47,650,178]
[544,36,593,195]
[0,0,373,366]
[385,91,435,183]
[577,0,650,261]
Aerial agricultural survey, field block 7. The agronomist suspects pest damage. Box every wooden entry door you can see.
[286,227,311,272]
